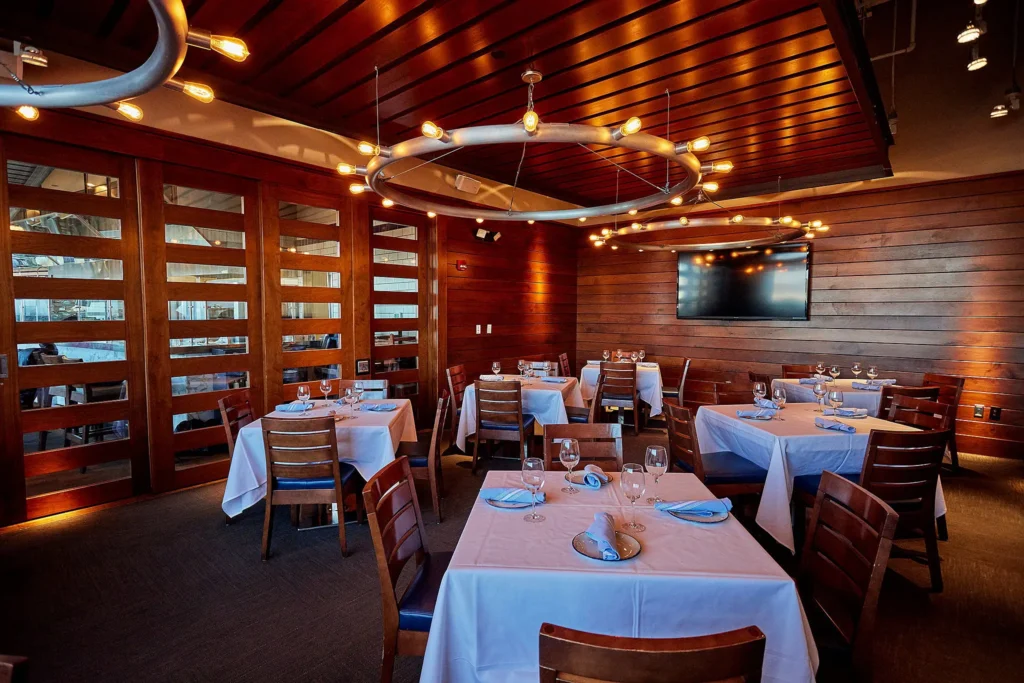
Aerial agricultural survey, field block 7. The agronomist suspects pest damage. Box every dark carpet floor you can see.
[1,431,1022,682]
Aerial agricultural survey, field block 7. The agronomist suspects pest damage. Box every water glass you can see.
[851,362,862,378]
[815,361,826,376]
[867,365,879,381]
[602,349,610,361]
[752,381,767,405]
[296,384,310,404]
[522,457,546,523]
[638,349,645,361]
[518,359,526,376]
[491,361,501,376]
[829,365,840,381]
[828,390,845,411]
[354,382,364,405]
[645,445,668,503]
[559,439,581,494]
[343,388,355,415]
[772,386,786,420]
[319,378,332,402]
[812,382,827,412]
[620,463,646,532]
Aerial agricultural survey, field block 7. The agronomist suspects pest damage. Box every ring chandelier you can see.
[1,0,249,123]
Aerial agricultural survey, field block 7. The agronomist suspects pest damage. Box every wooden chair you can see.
[363,456,451,683]
[748,370,773,386]
[599,361,641,435]
[567,374,604,424]
[336,378,389,399]
[396,390,450,522]
[543,423,623,471]
[218,389,255,524]
[0,655,27,683]
[558,352,572,378]
[259,416,363,560]
[664,400,767,497]
[797,472,898,680]
[923,373,966,472]
[472,380,534,474]
[538,622,766,683]
[876,385,939,419]
[887,394,956,431]
[782,364,817,379]
[714,384,754,406]
[860,429,950,592]
[446,364,468,443]
[662,356,691,403]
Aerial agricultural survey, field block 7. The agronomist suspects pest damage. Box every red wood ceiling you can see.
[3,0,891,205]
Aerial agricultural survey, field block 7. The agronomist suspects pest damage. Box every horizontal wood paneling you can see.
[577,172,1024,459]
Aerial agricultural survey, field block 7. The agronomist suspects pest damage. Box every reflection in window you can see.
[167,263,246,284]
[173,410,223,432]
[17,341,126,365]
[374,304,418,319]
[391,382,419,398]
[171,372,249,396]
[23,423,128,455]
[283,365,340,384]
[372,220,417,240]
[163,184,242,213]
[170,337,248,358]
[7,159,119,197]
[280,235,340,257]
[281,302,340,319]
[373,247,417,266]
[375,356,418,373]
[283,334,340,351]
[18,380,127,411]
[373,276,417,293]
[166,224,244,249]
[10,208,121,239]
[278,201,339,225]
[374,330,418,346]
[15,299,124,322]
[169,301,247,320]
[26,458,131,498]
[281,269,340,288]
[12,254,123,280]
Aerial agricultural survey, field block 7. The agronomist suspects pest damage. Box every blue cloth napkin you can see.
[824,407,868,418]
[851,381,882,391]
[275,402,312,413]
[815,417,856,433]
[867,378,897,386]
[737,408,776,418]
[479,487,545,504]
[637,362,658,368]
[581,464,609,489]
[798,375,831,385]
[655,498,733,517]
[754,397,776,408]
[541,377,568,383]
[584,512,619,560]
[479,374,504,381]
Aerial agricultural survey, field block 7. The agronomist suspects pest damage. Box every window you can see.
[373,247,417,266]
[281,269,340,288]
[7,159,119,197]
[170,337,248,358]
[163,184,242,213]
[280,235,340,257]
[283,334,340,351]
[12,255,123,280]
[374,331,418,346]
[168,301,247,320]
[283,365,340,384]
[10,208,121,239]
[374,304,418,319]
[166,224,244,249]
[17,341,126,365]
[373,276,418,293]
[15,299,124,322]
[171,372,249,396]
[281,302,340,319]
[19,381,127,411]
[372,220,417,240]
[374,356,418,373]
[167,263,246,284]
[278,201,339,225]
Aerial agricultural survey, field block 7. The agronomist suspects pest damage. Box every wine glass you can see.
[620,463,646,532]
[829,365,840,382]
[491,361,501,376]
[752,381,767,406]
[354,382,364,406]
[559,439,581,494]
[522,457,546,523]
[812,382,827,412]
[638,349,646,361]
[851,362,862,379]
[630,351,639,363]
[602,349,610,361]
[772,386,787,420]
[645,445,668,504]
[296,384,310,405]
[828,390,844,412]
[866,365,879,381]
[518,359,526,376]
[815,361,826,376]
[319,378,332,403]
[341,387,354,415]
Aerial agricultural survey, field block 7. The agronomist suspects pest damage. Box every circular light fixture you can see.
[991,104,1009,118]
[958,22,981,43]
[427,211,437,218]
[382,198,394,207]
[968,57,987,71]
[476,218,484,223]
[628,209,638,216]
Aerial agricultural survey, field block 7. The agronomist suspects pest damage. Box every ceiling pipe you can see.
[867,0,918,61]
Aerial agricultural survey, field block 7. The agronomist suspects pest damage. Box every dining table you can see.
[419,470,818,683]
[579,360,664,416]
[455,376,585,451]
[771,377,890,415]
[694,402,947,553]
[220,398,418,518]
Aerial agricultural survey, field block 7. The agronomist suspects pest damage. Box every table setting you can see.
[771,363,897,414]
[578,350,664,416]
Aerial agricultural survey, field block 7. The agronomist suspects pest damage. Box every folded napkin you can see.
[798,376,831,385]
[867,378,897,386]
[580,464,609,489]
[851,381,882,391]
[587,360,602,365]
[824,407,868,418]
[584,512,619,560]
[655,498,733,517]
[736,408,776,418]
[637,362,658,368]
[479,374,504,381]
[541,377,568,383]
[479,487,545,504]
[275,402,312,413]
[754,397,776,409]
[815,417,856,433]
[365,403,398,412]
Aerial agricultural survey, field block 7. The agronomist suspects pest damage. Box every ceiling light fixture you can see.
[420,121,450,143]
[164,78,215,103]
[106,101,143,122]
[676,136,711,154]
[991,104,1009,118]
[336,163,366,175]
[349,183,369,194]
[670,196,683,206]
[14,105,38,121]
[382,198,394,207]
[958,22,981,43]
[186,28,250,62]
[628,209,638,216]
[968,46,987,71]
[427,211,437,218]
[700,181,719,193]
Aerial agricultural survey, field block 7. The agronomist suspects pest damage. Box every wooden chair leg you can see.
[948,437,960,473]
[380,629,398,683]
[336,492,350,557]
[937,514,949,542]
[632,405,639,436]
[471,433,481,474]
[261,499,274,562]
[430,468,442,524]
[922,524,943,592]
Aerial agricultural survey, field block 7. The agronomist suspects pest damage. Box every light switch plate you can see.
[973,404,985,418]
[475,324,481,334]
[990,406,1002,421]
[486,324,492,333]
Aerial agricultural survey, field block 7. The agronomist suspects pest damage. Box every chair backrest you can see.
[475,380,525,432]
[261,416,341,487]
[587,374,606,424]
[664,401,706,481]
[362,457,429,630]
[681,377,729,408]
[798,472,898,670]
[424,390,451,471]
[922,373,965,408]
[676,357,692,401]
[860,429,949,520]
[599,361,637,400]
[446,364,468,410]
[337,379,388,400]
[558,352,572,378]
[887,394,956,431]
[781,364,816,379]
[715,384,752,406]
[748,371,772,386]
[0,655,28,683]
[218,389,254,456]
[543,423,623,470]
[538,622,766,683]
[876,385,939,419]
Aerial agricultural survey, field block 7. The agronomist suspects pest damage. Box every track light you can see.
[678,217,688,225]
[337,163,366,175]
[958,22,981,43]
[186,29,250,62]
[991,104,1009,118]
[15,105,39,121]
[675,136,711,154]
[165,78,215,103]
[627,209,637,216]
[700,181,719,193]
[523,110,539,133]
[421,121,450,142]
[382,198,394,207]
[427,211,437,218]
[106,101,143,122]
[670,196,683,206]
[476,218,484,224]
[968,46,987,71]
[349,183,368,194]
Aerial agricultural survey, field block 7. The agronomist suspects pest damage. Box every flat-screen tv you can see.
[676,244,810,320]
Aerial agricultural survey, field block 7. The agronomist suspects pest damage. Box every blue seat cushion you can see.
[567,413,589,424]
[407,455,429,468]
[480,414,535,432]
[398,551,453,631]
[273,462,357,490]
[674,451,768,485]
[603,391,634,400]
[793,471,860,497]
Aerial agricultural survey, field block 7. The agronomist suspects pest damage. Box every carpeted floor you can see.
[1,431,1022,682]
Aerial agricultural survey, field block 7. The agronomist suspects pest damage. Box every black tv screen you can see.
[676,244,810,320]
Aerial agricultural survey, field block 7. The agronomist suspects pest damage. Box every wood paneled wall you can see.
[440,216,578,383]
[577,172,1024,459]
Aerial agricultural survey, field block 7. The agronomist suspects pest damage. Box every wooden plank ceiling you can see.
[3,0,891,205]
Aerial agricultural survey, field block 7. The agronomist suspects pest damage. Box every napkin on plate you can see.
[584,512,619,560]
[815,417,856,433]
[736,408,776,418]
[824,407,868,418]
[655,498,733,517]
[479,374,504,381]
[365,403,398,412]
[479,487,545,504]
[581,464,609,489]
[541,377,568,383]
[276,402,312,413]
[851,381,882,391]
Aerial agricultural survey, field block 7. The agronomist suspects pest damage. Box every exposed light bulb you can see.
[527,219,535,224]
[476,218,484,224]
[670,196,683,206]
[731,215,744,223]
[816,225,830,232]
[578,217,587,223]
[337,163,357,175]
[702,181,719,193]
[349,183,367,194]
[600,228,612,236]
[381,198,394,207]
[958,22,981,43]
[594,240,605,247]
[107,101,143,122]
[611,245,619,250]
[780,215,793,225]
[421,121,444,139]
[975,0,988,5]
[15,105,39,121]
[209,35,250,61]
[804,231,815,239]
[712,161,734,173]
[991,104,1009,118]
[810,220,823,228]
[523,110,539,133]
[589,234,599,241]
[181,81,215,103]
[631,222,642,230]
[357,141,379,156]
[638,249,644,253]
[618,116,642,137]
[689,136,711,152]
[427,211,437,218]
[678,217,688,225]
[627,209,638,216]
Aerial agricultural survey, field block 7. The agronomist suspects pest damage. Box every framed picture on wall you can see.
[356,358,370,375]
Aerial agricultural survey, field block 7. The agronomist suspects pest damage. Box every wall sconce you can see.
[474,228,501,242]
[455,260,468,271]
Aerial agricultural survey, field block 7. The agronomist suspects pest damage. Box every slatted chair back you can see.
[599,361,637,404]
[261,417,342,491]
[748,371,773,386]
[426,390,451,471]
[218,389,254,455]
[543,423,623,470]
[558,352,572,378]
[446,363,468,422]
[538,622,766,683]
[782,364,817,379]
[859,429,949,519]
[682,377,728,408]
[337,378,388,399]
[676,356,692,401]
[715,384,753,406]
[363,456,429,625]
[588,374,605,424]
[475,380,526,433]
[798,472,898,673]
[887,395,956,432]
[665,401,706,482]
[923,373,965,408]
[876,385,939,419]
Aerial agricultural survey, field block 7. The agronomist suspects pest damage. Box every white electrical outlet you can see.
[486,324,492,333]
[475,324,481,334]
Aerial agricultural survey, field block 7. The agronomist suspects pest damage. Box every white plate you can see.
[666,509,730,524]
[739,413,774,421]
[571,531,641,561]
[484,498,533,510]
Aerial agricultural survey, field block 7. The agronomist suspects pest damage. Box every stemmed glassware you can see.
[645,445,668,504]
[620,463,646,532]
[522,457,546,523]
[341,388,357,415]
[518,359,526,376]
[828,390,845,412]
[851,362,862,379]
[319,378,332,403]
[772,386,786,420]
[829,365,840,382]
[492,361,501,376]
[815,361,826,376]
[602,349,610,362]
[630,351,639,363]
[866,365,879,381]
[752,381,767,406]
[812,382,827,412]
[296,384,311,405]
[354,381,365,407]
[638,349,646,362]
[559,439,581,494]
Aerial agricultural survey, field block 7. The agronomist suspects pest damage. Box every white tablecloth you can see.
[221,398,418,517]
[694,403,947,553]
[579,362,664,416]
[772,378,885,415]
[420,470,817,683]
[456,377,585,451]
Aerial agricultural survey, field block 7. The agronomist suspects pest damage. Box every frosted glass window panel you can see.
[278,201,339,225]
[15,299,124,322]
[373,276,418,293]
[6,159,119,197]
[167,263,246,285]
[373,304,418,319]
[163,184,242,213]
[10,208,121,239]
[166,224,244,249]
[12,254,123,280]
[168,301,247,320]
[281,302,340,319]
[281,269,340,288]
[372,247,417,266]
